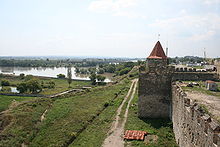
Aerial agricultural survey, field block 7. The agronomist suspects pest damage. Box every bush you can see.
[47,81,55,89]
[89,73,97,85]
[1,80,10,86]
[25,75,34,81]
[118,67,131,76]
[19,73,25,79]
[0,87,11,92]
[57,74,65,79]
[17,82,28,93]
[97,68,105,74]
[17,80,42,93]
[96,75,106,82]
[27,80,42,93]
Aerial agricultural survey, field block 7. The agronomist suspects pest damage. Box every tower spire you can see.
[148,41,167,59]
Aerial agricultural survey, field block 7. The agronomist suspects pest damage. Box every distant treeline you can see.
[169,56,204,64]
[0,58,137,67]
[76,61,141,76]
[0,59,63,67]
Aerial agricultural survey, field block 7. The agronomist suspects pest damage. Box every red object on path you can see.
[124,130,147,140]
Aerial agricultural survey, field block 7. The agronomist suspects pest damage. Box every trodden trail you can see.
[102,79,138,147]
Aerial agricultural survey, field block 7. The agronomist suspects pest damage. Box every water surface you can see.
[0,66,112,82]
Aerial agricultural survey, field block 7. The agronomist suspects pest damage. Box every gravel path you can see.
[102,79,138,147]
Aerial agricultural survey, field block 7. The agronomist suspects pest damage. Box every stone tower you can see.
[138,41,174,118]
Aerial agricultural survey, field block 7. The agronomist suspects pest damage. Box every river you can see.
[0,66,112,82]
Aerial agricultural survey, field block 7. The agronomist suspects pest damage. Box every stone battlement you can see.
[172,83,220,147]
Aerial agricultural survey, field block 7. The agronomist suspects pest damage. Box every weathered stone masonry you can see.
[138,41,220,147]
[138,60,174,118]
[138,41,174,118]
[172,83,220,147]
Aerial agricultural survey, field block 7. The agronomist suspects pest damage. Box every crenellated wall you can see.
[172,83,220,147]
[172,72,218,81]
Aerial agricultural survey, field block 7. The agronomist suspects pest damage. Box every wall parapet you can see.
[172,83,220,147]
[172,72,218,81]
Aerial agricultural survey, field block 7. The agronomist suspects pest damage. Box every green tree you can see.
[89,73,97,85]
[48,81,55,89]
[96,75,106,82]
[118,67,131,76]
[97,68,105,74]
[27,79,42,93]
[17,82,28,93]
[1,80,10,86]
[75,67,80,73]
[19,73,25,79]
[67,66,72,88]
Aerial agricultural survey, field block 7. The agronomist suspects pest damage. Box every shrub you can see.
[17,80,42,93]
[89,73,97,85]
[57,74,65,79]
[17,82,28,93]
[1,80,10,86]
[0,87,11,92]
[96,75,106,82]
[25,75,34,81]
[48,81,55,89]
[19,73,25,79]
[118,67,131,76]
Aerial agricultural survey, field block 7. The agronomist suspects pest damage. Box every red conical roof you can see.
[147,41,167,59]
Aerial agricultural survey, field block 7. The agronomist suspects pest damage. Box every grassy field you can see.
[0,95,35,112]
[124,90,178,147]
[0,75,91,95]
[0,77,131,147]
[69,81,131,147]
[0,98,52,147]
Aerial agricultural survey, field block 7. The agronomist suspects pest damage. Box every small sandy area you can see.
[186,91,220,121]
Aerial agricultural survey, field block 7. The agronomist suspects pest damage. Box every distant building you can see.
[205,80,218,91]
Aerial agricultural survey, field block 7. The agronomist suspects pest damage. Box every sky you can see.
[0,0,220,58]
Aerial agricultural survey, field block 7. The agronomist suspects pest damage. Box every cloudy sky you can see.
[0,0,219,58]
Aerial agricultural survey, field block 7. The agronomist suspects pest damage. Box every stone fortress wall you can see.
[172,72,218,81]
[172,83,220,147]
[138,41,220,146]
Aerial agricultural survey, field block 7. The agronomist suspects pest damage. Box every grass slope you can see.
[28,79,131,147]
[0,95,35,112]
[0,98,52,147]
[125,90,178,147]
[69,81,131,147]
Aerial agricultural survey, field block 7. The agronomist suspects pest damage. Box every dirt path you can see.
[102,79,138,147]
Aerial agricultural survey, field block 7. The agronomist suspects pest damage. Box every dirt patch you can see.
[144,135,158,144]
[186,91,220,122]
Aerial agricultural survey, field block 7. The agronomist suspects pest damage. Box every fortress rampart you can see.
[173,72,218,81]
[172,83,220,147]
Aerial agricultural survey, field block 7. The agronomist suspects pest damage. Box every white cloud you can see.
[88,0,143,18]
[203,0,220,4]
[149,13,220,41]
[190,30,215,41]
